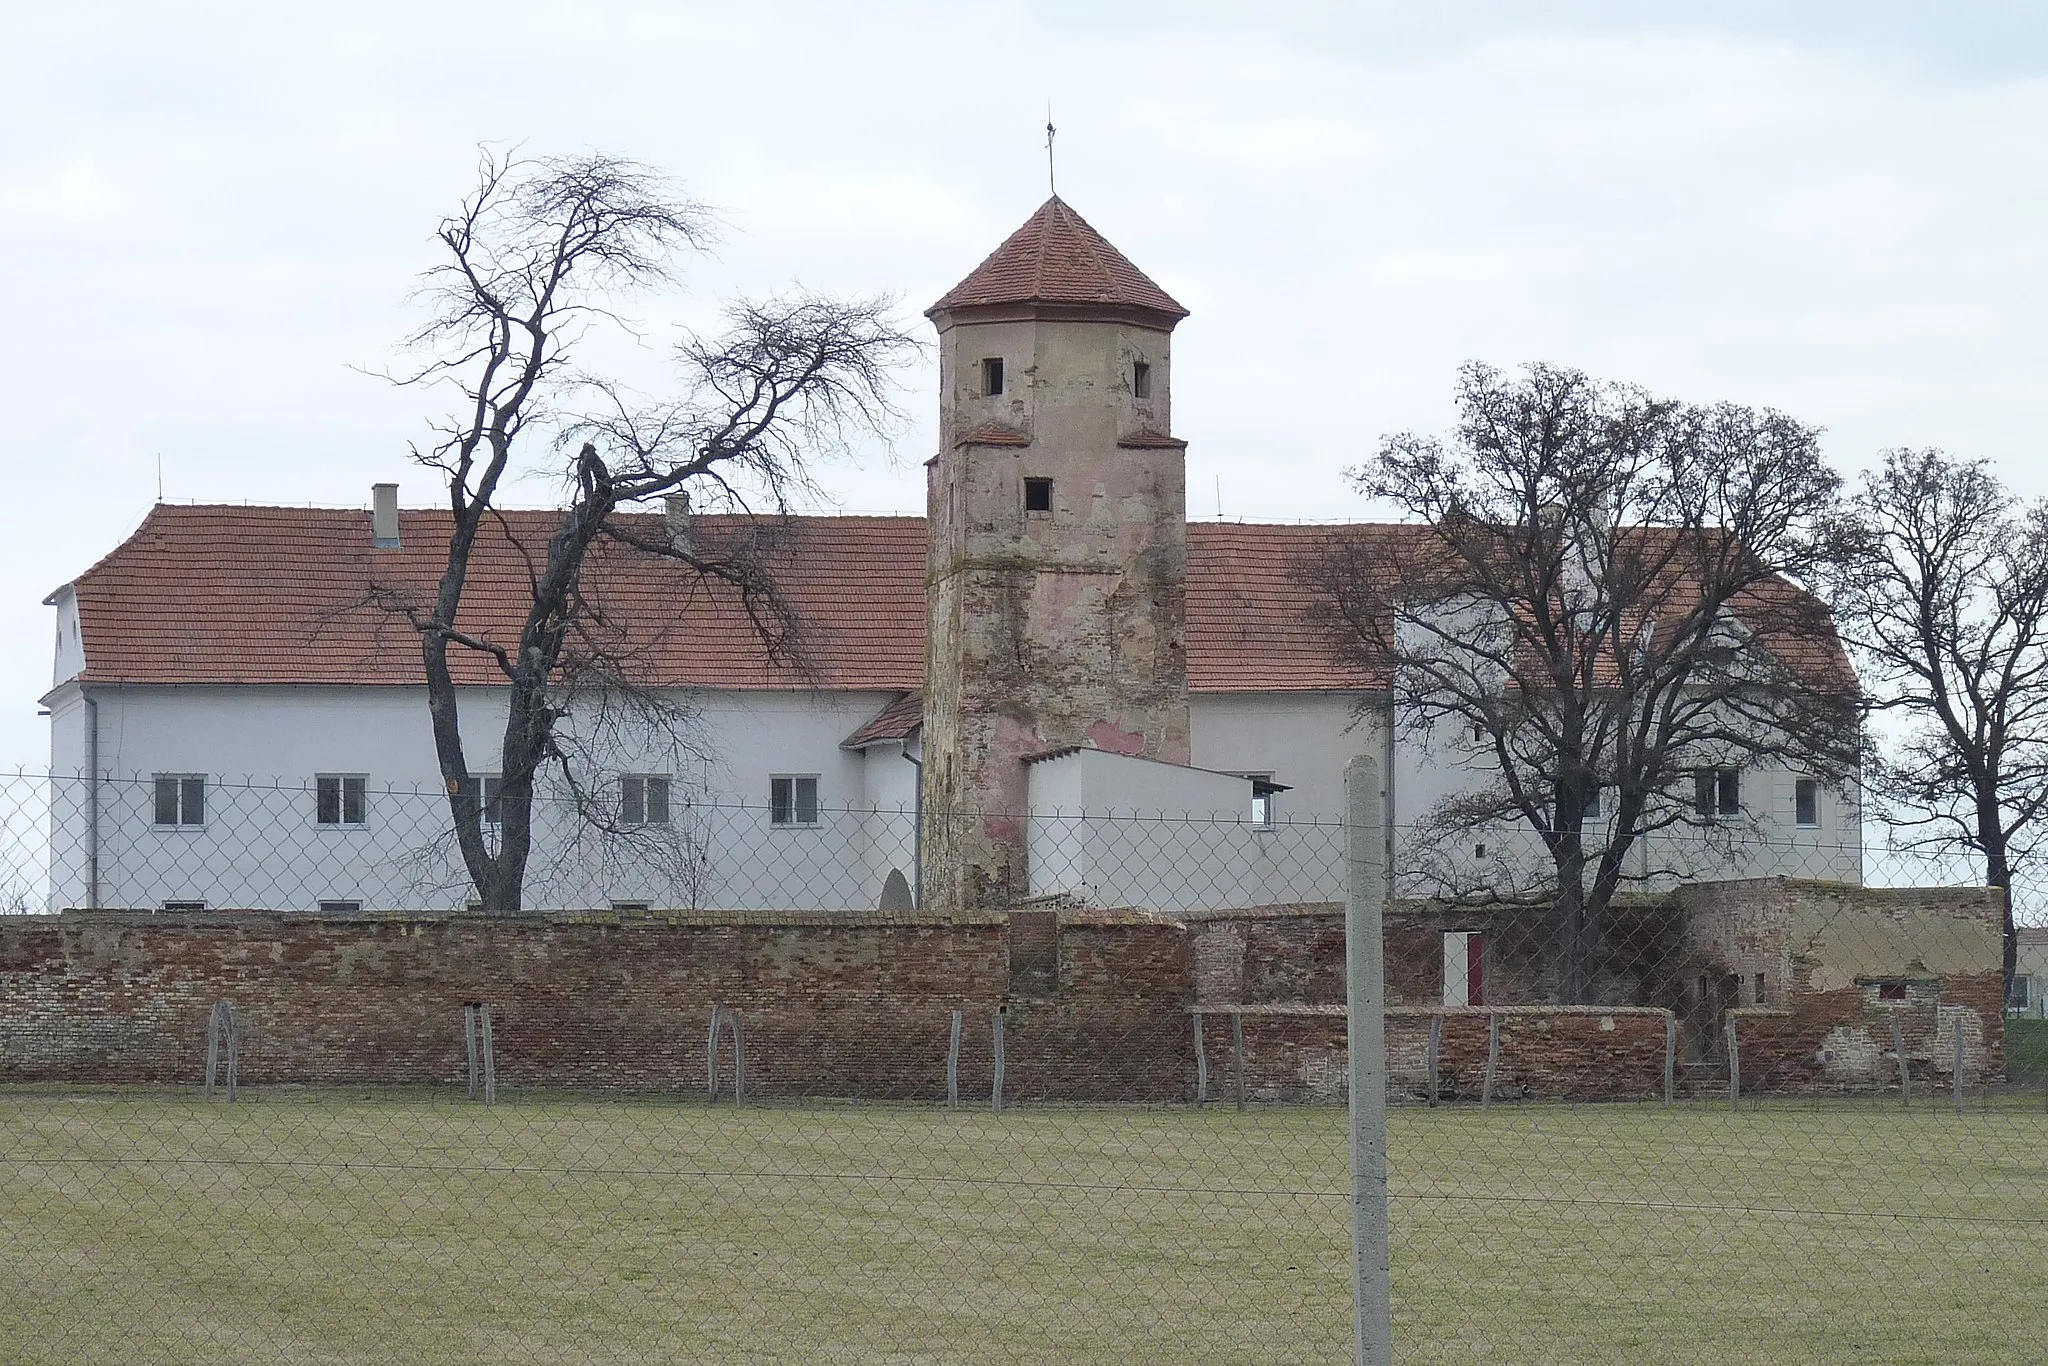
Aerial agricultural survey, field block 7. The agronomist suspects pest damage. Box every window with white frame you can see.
[770,775,820,827]
[1693,767,1740,819]
[316,774,368,826]
[620,774,671,826]
[1794,777,1820,828]
[153,775,206,828]
[1245,774,1276,830]
[463,775,503,827]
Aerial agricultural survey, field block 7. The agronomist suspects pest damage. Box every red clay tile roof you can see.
[841,691,924,748]
[62,506,1382,693]
[64,506,929,692]
[1185,522,1385,691]
[60,506,1848,697]
[928,197,1188,320]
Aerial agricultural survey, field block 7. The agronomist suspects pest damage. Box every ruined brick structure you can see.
[921,198,1192,911]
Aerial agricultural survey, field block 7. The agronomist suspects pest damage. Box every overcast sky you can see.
[4,1,2045,772]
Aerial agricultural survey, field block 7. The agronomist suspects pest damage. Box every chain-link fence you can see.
[1,767,2043,1363]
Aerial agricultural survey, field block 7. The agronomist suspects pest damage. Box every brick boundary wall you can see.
[0,909,1201,1102]
[1193,1006,1675,1104]
[0,879,2006,1099]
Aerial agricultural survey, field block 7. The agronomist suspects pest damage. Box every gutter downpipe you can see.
[85,690,101,910]
[903,749,923,909]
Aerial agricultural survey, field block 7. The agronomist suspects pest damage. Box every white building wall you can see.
[1026,748,1272,911]
[1391,715,1865,898]
[43,683,914,913]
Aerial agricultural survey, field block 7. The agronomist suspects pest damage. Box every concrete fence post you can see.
[728,1011,746,1109]
[1232,1013,1247,1112]
[464,1004,481,1101]
[947,1010,963,1107]
[479,1006,496,1106]
[1952,1012,1965,1117]
[991,1007,1006,1115]
[1481,1012,1500,1108]
[1725,1016,1740,1112]
[1663,1012,1677,1106]
[1892,1015,1911,1106]
[707,1004,725,1100]
[1193,1012,1208,1105]
[1425,1014,1442,1108]
[1345,753,1394,1366]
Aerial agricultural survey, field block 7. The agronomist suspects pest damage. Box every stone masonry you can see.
[921,198,1192,912]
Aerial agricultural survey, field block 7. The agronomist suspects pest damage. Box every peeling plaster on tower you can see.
[921,197,1192,912]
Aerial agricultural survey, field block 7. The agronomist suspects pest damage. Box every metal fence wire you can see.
[0,767,2043,1364]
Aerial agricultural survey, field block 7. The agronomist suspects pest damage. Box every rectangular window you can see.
[153,775,205,827]
[316,774,368,826]
[1795,778,1820,828]
[621,774,671,826]
[610,901,651,913]
[1245,774,1276,830]
[770,775,820,827]
[981,357,1005,397]
[1693,767,1740,818]
[1024,477,1053,514]
[160,900,207,912]
[1877,981,1908,1003]
[318,900,363,914]
[465,775,503,826]
[1132,361,1152,398]
[1581,787,1603,822]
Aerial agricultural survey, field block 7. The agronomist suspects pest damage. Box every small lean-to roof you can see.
[841,691,924,749]
[927,196,1188,321]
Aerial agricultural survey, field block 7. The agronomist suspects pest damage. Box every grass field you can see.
[1,1089,2042,1365]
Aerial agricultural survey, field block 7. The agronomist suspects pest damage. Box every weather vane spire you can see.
[1045,104,1057,197]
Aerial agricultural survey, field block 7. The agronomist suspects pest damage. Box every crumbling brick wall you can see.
[1678,880,2006,1088]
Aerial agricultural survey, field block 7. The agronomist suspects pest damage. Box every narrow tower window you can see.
[1024,478,1053,514]
[981,357,1005,397]
[1132,361,1152,399]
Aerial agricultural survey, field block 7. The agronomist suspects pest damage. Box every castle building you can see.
[39,198,1861,916]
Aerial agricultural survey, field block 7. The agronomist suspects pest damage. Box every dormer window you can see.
[1132,361,1152,399]
[1024,478,1053,514]
[981,357,1005,397]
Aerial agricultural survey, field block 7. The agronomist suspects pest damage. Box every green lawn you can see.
[0,1090,2041,1364]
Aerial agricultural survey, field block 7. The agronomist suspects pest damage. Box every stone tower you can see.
[921,197,1192,911]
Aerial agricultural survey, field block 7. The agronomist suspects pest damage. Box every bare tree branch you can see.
[1299,361,1858,1003]
[1818,448,2048,989]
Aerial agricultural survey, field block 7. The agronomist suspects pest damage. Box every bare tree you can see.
[383,150,912,912]
[1821,449,2048,990]
[1302,362,1859,1003]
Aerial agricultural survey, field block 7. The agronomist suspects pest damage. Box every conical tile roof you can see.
[928,196,1187,320]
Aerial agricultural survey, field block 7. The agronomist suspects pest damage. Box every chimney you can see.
[372,483,401,549]
[665,491,692,556]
